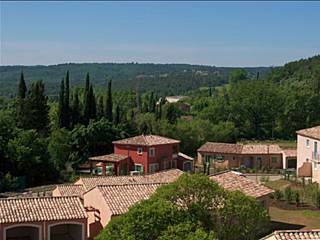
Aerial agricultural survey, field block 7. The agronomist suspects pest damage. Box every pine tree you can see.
[209,86,212,97]
[64,71,70,128]
[58,78,65,128]
[105,79,113,122]
[18,71,27,99]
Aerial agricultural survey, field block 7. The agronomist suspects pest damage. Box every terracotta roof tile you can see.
[282,149,297,158]
[198,142,283,155]
[297,126,320,140]
[89,153,128,162]
[79,169,183,191]
[198,142,243,154]
[242,144,282,154]
[261,229,320,240]
[112,135,180,146]
[0,196,87,224]
[96,183,162,215]
[54,184,86,198]
[210,171,274,198]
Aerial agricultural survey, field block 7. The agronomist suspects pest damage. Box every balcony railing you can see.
[312,152,320,161]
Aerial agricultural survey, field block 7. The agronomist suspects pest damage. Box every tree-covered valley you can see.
[0,55,319,192]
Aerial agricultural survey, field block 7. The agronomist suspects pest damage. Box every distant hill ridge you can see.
[0,62,269,97]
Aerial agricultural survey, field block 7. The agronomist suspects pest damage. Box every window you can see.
[163,160,170,169]
[134,164,144,173]
[306,139,310,148]
[271,157,277,163]
[137,147,143,155]
[204,155,211,164]
[149,163,159,173]
[233,156,236,161]
[96,167,103,175]
[149,147,155,157]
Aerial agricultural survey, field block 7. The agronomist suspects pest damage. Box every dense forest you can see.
[0,55,319,192]
[0,63,269,97]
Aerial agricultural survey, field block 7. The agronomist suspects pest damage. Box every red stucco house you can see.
[89,135,193,175]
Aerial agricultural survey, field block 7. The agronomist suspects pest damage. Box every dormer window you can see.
[137,147,143,155]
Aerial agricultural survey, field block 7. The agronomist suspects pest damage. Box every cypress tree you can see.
[83,73,91,124]
[115,105,120,125]
[64,71,70,128]
[16,71,28,128]
[72,91,80,127]
[98,96,104,119]
[105,80,113,122]
[18,71,27,99]
[58,78,65,128]
[89,85,96,120]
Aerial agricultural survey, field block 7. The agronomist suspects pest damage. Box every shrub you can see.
[284,187,293,203]
[295,191,300,207]
[273,190,283,200]
[312,190,320,209]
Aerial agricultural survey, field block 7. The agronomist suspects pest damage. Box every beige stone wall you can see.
[83,188,112,239]
[297,134,320,183]
[0,219,87,240]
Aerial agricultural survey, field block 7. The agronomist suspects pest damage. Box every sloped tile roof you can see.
[297,126,320,140]
[242,144,282,154]
[209,171,274,198]
[79,169,183,191]
[197,142,243,154]
[96,183,162,215]
[198,142,282,155]
[112,135,180,146]
[89,153,128,162]
[0,196,87,224]
[282,149,297,158]
[261,229,320,240]
[54,184,86,198]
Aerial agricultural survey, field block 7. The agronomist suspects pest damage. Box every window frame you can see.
[149,147,155,157]
[149,163,159,173]
[137,147,143,155]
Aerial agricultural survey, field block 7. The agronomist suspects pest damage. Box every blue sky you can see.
[1,1,320,66]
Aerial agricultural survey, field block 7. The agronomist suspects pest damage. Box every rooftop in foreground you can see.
[210,171,274,198]
[261,229,320,240]
[77,168,183,191]
[0,196,87,224]
[93,183,162,215]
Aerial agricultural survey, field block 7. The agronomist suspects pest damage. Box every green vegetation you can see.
[270,207,320,230]
[0,63,269,97]
[96,174,270,240]
[0,55,319,191]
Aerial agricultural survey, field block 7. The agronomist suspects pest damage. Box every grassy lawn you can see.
[269,206,320,230]
[264,180,291,190]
